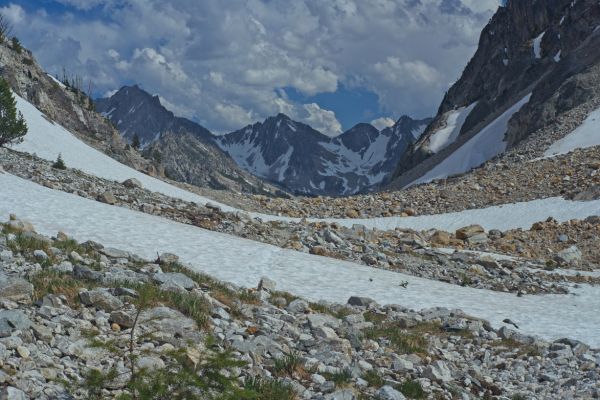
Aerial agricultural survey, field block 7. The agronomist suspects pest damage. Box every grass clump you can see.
[362,369,384,388]
[30,270,93,304]
[272,353,302,378]
[365,323,428,354]
[397,379,425,399]
[243,377,297,400]
[322,368,352,388]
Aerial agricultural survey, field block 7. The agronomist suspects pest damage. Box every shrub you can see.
[0,78,28,147]
[11,37,22,53]
[397,379,425,399]
[52,153,67,170]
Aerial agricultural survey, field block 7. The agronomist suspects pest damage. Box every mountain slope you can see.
[217,114,430,195]
[96,86,283,195]
[389,0,600,188]
[99,87,429,196]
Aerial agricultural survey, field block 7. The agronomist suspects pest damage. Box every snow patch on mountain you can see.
[427,102,478,153]
[543,106,600,157]
[409,94,531,187]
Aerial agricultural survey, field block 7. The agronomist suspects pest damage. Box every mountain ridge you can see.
[97,85,430,196]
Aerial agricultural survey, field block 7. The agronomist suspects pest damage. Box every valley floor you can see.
[2,172,600,348]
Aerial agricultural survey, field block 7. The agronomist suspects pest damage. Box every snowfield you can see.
[410,94,532,187]
[1,172,599,347]
[10,93,600,233]
[544,105,600,157]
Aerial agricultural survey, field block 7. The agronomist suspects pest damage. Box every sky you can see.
[1,0,502,136]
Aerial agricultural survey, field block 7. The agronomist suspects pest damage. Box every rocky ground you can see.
[1,216,599,400]
[4,149,600,295]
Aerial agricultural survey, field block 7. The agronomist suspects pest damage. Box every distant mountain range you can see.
[96,86,430,196]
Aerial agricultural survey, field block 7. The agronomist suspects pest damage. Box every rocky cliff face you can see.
[390,0,600,188]
[96,86,284,195]
[0,42,162,177]
[217,114,429,196]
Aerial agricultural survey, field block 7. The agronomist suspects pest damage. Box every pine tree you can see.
[52,153,66,170]
[131,133,141,150]
[11,37,22,54]
[0,78,28,147]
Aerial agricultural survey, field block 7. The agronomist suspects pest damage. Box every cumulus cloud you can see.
[6,0,501,133]
[0,3,25,24]
[370,117,396,131]
[302,103,343,137]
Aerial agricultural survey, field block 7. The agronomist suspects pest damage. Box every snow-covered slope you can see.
[427,102,477,153]
[1,172,599,347]
[408,94,531,186]
[544,105,600,157]
[11,92,600,232]
[11,93,237,212]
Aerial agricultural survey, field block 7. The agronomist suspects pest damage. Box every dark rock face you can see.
[217,114,430,196]
[390,0,600,187]
[96,86,280,194]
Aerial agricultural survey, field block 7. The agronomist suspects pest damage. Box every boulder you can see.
[424,360,453,382]
[555,246,582,265]
[455,225,485,240]
[97,191,117,205]
[287,299,309,313]
[122,178,143,189]
[257,276,276,292]
[347,296,376,308]
[153,272,196,290]
[376,386,406,400]
[0,274,34,302]
[79,289,124,311]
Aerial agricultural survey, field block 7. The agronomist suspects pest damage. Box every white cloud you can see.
[8,0,501,132]
[371,117,395,131]
[0,3,25,25]
[302,103,343,137]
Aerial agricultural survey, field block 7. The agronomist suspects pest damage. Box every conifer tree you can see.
[0,78,27,147]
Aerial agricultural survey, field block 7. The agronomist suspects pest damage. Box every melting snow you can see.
[544,106,600,158]
[427,102,477,153]
[10,92,600,234]
[1,173,600,347]
[409,94,531,187]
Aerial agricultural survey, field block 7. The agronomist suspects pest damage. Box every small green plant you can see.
[243,377,297,400]
[273,353,302,377]
[397,379,425,399]
[362,369,384,388]
[322,368,352,388]
[365,323,428,354]
[511,394,527,400]
[52,153,67,170]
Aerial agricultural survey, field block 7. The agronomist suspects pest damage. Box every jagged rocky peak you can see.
[96,85,181,145]
[390,0,600,188]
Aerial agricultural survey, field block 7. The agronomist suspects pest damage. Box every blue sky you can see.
[2,0,501,135]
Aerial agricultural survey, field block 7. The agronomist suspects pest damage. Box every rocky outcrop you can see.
[389,0,600,187]
[0,42,162,178]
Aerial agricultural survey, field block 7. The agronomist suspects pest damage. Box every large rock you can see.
[257,276,276,292]
[424,360,453,382]
[0,310,32,337]
[97,191,117,205]
[455,225,485,240]
[0,274,34,302]
[79,289,124,311]
[153,272,196,290]
[122,178,143,189]
[0,386,29,400]
[376,386,406,400]
[347,296,376,308]
[555,246,582,265]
